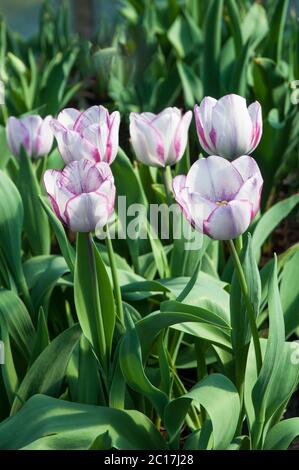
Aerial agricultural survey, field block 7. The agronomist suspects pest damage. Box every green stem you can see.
[104,225,125,329]
[162,166,173,205]
[227,239,262,374]
[86,233,108,371]
[235,234,243,255]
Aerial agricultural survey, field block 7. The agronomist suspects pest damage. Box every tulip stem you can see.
[235,234,243,255]
[227,239,263,374]
[162,166,173,205]
[105,225,125,329]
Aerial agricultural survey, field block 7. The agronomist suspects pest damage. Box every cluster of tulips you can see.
[6,94,263,241]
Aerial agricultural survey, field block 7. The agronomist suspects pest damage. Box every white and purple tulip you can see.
[129,107,192,167]
[194,94,262,159]
[50,105,120,165]
[44,159,115,233]
[173,155,263,240]
[6,115,53,159]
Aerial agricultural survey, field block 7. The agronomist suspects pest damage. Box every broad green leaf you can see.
[23,255,69,314]
[30,307,50,364]
[0,394,166,450]
[252,194,299,260]
[264,418,299,450]
[250,258,299,448]
[0,289,35,362]
[280,250,299,337]
[0,170,27,297]
[0,319,18,404]
[202,0,223,96]
[10,324,81,414]
[230,236,261,389]
[120,310,168,417]
[164,374,240,449]
[40,196,75,273]
[74,234,115,365]
[17,149,50,255]
[264,0,289,63]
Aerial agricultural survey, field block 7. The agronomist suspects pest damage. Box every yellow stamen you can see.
[216,200,228,206]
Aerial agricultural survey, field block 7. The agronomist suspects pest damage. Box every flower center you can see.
[216,200,228,206]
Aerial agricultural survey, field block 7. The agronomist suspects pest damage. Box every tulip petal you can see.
[194,97,217,154]
[50,121,98,164]
[6,117,29,157]
[211,94,253,159]
[248,101,262,152]
[173,175,192,224]
[170,110,192,163]
[204,200,252,240]
[44,169,67,223]
[186,156,243,202]
[74,105,108,133]
[60,160,104,194]
[57,108,81,130]
[34,115,53,158]
[130,113,165,167]
[64,192,110,232]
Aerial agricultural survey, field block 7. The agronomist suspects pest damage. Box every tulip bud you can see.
[50,105,120,165]
[194,94,262,159]
[129,107,192,167]
[173,155,263,240]
[44,159,115,233]
[6,115,53,159]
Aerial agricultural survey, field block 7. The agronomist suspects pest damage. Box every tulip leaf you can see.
[39,196,75,273]
[0,394,167,450]
[10,324,81,415]
[263,418,299,450]
[0,318,19,405]
[252,193,299,260]
[17,149,50,256]
[74,234,115,365]
[247,258,299,448]
[164,374,240,449]
[280,250,299,337]
[202,0,223,96]
[0,170,27,297]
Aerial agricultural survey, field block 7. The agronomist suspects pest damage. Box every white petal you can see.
[34,115,54,157]
[194,97,217,154]
[186,156,243,202]
[211,94,253,159]
[74,105,108,133]
[129,113,164,167]
[57,108,81,130]
[248,101,263,152]
[64,192,111,232]
[51,121,98,164]
[168,110,192,165]
[6,117,29,157]
[204,200,252,240]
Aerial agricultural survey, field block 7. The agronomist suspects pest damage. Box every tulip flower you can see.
[44,159,115,233]
[50,105,120,165]
[6,115,53,159]
[194,94,262,159]
[129,107,192,167]
[173,155,263,240]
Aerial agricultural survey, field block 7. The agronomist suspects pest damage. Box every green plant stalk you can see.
[104,225,125,329]
[162,165,173,205]
[86,233,108,371]
[235,234,243,255]
[194,339,207,424]
[227,239,262,374]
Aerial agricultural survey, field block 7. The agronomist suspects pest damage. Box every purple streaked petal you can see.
[34,115,53,158]
[234,175,263,219]
[204,199,252,240]
[6,116,29,157]
[248,101,262,152]
[172,110,192,163]
[186,156,243,202]
[129,113,165,166]
[50,124,98,164]
[194,98,217,154]
[74,105,108,133]
[57,108,81,130]
[211,94,253,159]
[64,192,110,232]
[60,159,103,194]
